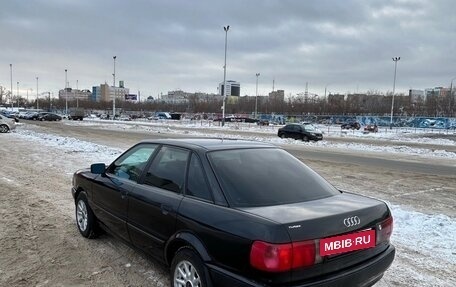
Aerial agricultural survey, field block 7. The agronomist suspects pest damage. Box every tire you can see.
[302,135,309,142]
[0,125,9,133]
[170,247,208,287]
[75,193,98,239]
[279,133,285,139]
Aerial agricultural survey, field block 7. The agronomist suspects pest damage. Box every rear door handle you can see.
[161,204,172,215]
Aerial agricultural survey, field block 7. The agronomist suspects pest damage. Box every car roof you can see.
[138,138,276,151]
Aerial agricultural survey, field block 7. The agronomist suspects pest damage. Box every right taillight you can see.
[376,216,393,244]
[250,240,318,272]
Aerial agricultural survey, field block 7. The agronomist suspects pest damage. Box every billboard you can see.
[125,94,137,101]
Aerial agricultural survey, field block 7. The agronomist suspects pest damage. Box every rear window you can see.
[208,148,339,207]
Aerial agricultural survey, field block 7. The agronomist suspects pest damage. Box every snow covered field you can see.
[63,119,456,159]
[2,120,455,286]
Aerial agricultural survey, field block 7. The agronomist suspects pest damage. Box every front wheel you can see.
[171,247,208,287]
[302,135,309,142]
[279,133,285,139]
[75,193,98,238]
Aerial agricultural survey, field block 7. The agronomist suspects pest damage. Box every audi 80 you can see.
[71,139,395,287]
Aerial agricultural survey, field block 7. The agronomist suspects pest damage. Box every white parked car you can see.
[0,114,16,133]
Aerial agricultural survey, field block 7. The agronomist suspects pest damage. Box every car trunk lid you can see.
[239,192,389,242]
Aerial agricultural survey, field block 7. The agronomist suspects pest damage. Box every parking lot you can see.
[1,120,455,286]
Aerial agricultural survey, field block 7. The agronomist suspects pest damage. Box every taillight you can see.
[376,216,393,244]
[250,240,317,272]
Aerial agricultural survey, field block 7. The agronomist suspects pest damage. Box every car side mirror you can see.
[91,163,106,174]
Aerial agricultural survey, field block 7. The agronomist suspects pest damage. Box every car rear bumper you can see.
[207,245,395,287]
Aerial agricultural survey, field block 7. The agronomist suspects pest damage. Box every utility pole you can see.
[390,57,400,129]
[36,77,39,110]
[222,25,229,127]
[65,69,68,115]
[255,73,260,119]
[113,56,116,120]
[10,64,13,109]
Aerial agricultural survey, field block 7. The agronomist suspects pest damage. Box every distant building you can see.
[269,90,285,102]
[219,80,240,97]
[91,86,101,102]
[58,88,91,101]
[160,90,221,104]
[99,83,129,102]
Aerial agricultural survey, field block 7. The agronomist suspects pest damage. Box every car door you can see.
[91,143,158,242]
[127,145,189,261]
[291,125,301,139]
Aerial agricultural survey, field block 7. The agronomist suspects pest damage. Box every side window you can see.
[186,154,212,201]
[144,146,190,193]
[107,144,158,182]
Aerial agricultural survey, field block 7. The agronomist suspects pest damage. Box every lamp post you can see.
[10,64,13,109]
[390,57,400,129]
[76,79,79,108]
[36,77,39,110]
[113,56,116,120]
[65,69,68,115]
[255,73,260,119]
[222,25,229,127]
[16,81,19,108]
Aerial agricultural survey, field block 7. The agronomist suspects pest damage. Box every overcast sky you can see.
[1,0,455,100]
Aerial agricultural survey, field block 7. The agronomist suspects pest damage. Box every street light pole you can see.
[112,56,117,120]
[222,25,229,127]
[450,77,456,117]
[65,69,68,115]
[16,81,19,108]
[255,73,260,119]
[36,77,39,110]
[390,57,400,129]
[10,64,13,109]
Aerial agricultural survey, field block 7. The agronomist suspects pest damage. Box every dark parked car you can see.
[38,113,62,121]
[341,122,361,130]
[72,139,394,287]
[277,123,323,141]
[0,111,19,122]
[364,124,379,133]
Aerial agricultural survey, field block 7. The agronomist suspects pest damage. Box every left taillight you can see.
[376,216,393,244]
[250,240,317,272]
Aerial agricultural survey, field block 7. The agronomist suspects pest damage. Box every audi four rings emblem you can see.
[343,216,361,227]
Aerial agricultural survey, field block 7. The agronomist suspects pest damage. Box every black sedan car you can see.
[277,123,323,141]
[341,122,361,130]
[38,113,62,121]
[72,139,394,287]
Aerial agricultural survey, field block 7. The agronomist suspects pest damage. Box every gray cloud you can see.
[1,0,455,99]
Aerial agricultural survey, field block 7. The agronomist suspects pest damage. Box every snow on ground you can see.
[61,119,456,159]
[11,129,456,267]
[7,126,456,286]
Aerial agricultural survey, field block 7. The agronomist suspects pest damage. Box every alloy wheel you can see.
[174,260,202,287]
[76,200,88,232]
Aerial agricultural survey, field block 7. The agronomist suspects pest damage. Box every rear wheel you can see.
[171,247,208,287]
[302,135,309,142]
[75,193,98,238]
[280,133,285,139]
[0,125,9,133]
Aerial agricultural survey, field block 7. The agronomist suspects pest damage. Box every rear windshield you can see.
[208,148,339,207]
